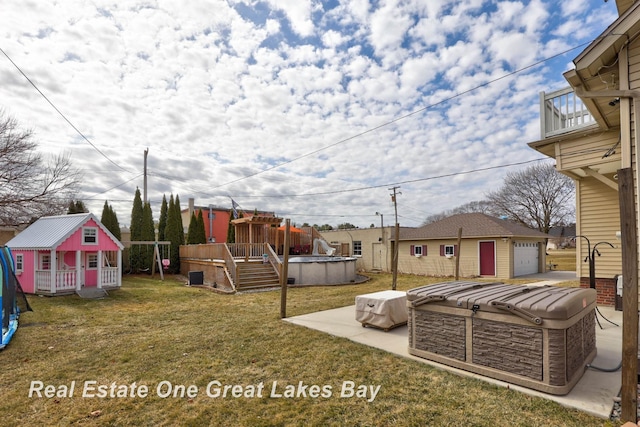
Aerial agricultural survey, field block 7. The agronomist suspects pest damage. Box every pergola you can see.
[231,215,283,246]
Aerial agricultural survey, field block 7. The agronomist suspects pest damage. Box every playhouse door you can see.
[84,253,98,287]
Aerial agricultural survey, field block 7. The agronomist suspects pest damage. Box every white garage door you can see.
[514,242,539,276]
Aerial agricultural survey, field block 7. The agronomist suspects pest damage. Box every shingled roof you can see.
[398,213,549,241]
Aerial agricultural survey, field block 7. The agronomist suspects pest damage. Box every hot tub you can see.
[287,256,357,285]
[406,281,596,395]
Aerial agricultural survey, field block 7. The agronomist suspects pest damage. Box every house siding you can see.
[398,239,515,278]
[556,131,621,172]
[319,228,391,272]
[577,177,623,279]
[57,219,121,252]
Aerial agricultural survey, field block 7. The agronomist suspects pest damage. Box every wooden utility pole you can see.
[455,228,462,280]
[143,148,149,203]
[618,167,638,422]
[389,186,401,290]
[280,219,291,319]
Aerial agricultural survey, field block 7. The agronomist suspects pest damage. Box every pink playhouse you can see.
[7,213,123,295]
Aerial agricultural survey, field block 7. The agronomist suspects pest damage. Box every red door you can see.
[479,241,496,276]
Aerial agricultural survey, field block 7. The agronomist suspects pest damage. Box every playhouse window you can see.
[41,254,50,270]
[353,241,362,256]
[87,254,98,269]
[83,227,98,245]
[15,254,23,272]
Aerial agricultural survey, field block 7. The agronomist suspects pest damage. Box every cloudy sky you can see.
[0,0,617,228]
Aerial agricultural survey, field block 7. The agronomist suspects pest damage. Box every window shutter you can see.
[440,245,445,256]
[423,245,427,256]
[410,245,415,255]
[454,245,458,256]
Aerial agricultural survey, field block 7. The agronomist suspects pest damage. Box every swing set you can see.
[125,241,171,280]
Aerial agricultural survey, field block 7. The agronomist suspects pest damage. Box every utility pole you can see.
[143,148,149,203]
[389,186,401,290]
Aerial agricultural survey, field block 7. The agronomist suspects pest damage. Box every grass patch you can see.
[547,248,577,271]
[2,274,617,426]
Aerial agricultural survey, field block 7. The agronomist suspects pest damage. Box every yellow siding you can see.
[556,131,620,171]
[577,177,622,278]
[397,238,540,279]
[320,228,390,272]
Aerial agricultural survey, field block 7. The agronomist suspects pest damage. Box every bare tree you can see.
[486,163,574,233]
[0,112,81,225]
[422,200,493,225]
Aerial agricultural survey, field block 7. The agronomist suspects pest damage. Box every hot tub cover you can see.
[406,281,596,324]
[356,290,407,330]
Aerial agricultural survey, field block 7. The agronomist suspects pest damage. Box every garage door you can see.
[514,242,539,276]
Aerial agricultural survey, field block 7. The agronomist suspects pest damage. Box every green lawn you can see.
[1,274,619,426]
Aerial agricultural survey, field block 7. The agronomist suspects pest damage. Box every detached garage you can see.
[395,213,549,279]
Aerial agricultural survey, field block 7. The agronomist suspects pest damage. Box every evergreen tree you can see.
[196,209,206,243]
[226,210,235,243]
[141,202,155,271]
[186,212,198,244]
[67,200,88,214]
[165,194,182,274]
[100,201,121,240]
[75,200,87,213]
[130,188,144,272]
[109,205,121,241]
[101,201,111,229]
[158,194,168,241]
[174,195,184,245]
[130,188,143,241]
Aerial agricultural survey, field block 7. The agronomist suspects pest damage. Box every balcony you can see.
[540,87,595,138]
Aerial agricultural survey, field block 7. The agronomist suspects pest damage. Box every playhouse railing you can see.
[35,270,77,293]
[101,267,119,287]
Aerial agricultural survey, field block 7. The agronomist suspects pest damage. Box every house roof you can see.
[397,213,549,241]
[6,213,124,250]
[548,225,577,239]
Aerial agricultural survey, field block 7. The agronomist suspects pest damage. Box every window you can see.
[411,245,427,256]
[87,254,98,269]
[353,241,362,256]
[41,254,50,270]
[15,254,23,272]
[83,227,98,245]
[444,245,455,256]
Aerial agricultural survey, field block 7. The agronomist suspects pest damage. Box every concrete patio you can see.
[284,274,623,419]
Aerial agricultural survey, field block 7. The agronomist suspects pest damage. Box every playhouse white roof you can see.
[6,213,123,250]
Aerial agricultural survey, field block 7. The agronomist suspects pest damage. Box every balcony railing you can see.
[540,88,595,138]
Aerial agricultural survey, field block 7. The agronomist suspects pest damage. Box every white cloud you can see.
[0,0,618,228]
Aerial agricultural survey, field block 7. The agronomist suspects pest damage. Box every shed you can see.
[397,213,550,278]
[7,213,124,295]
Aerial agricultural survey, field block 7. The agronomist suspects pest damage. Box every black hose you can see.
[586,360,622,372]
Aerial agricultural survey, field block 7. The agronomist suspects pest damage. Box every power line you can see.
[0,46,131,173]
[206,42,592,191]
[228,158,548,199]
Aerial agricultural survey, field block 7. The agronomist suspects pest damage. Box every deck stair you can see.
[236,261,280,290]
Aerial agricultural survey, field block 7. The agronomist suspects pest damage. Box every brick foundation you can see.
[579,277,616,306]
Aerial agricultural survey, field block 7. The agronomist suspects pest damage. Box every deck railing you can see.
[540,88,595,138]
